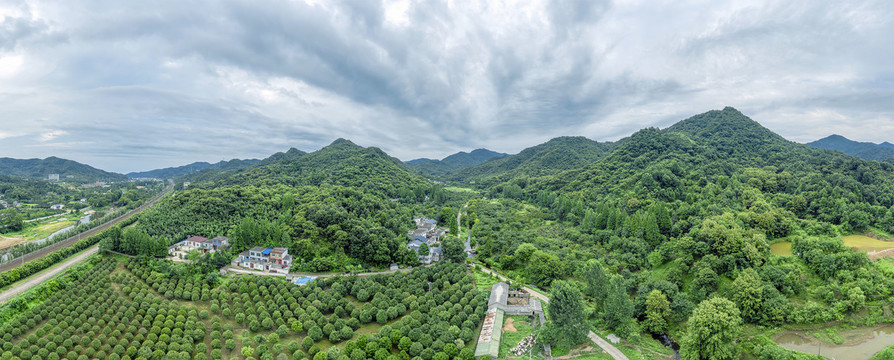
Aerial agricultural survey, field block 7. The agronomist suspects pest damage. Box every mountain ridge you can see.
[0,156,126,182]
[806,134,894,163]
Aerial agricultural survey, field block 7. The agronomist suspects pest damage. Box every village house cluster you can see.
[406,216,448,264]
[167,235,230,259]
[231,246,293,274]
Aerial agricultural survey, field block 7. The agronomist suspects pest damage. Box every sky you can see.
[1,0,893,173]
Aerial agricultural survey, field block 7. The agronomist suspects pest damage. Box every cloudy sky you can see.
[1,0,892,172]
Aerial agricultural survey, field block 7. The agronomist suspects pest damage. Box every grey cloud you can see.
[0,0,893,171]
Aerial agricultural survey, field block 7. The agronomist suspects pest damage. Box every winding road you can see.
[476,265,629,360]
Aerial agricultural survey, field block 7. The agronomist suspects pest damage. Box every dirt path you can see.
[476,265,630,360]
[0,181,173,273]
[0,245,98,303]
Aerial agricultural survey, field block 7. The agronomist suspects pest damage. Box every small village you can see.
[165,215,458,286]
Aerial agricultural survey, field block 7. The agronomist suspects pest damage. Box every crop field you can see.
[0,259,485,360]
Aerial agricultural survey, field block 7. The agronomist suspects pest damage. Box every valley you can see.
[4,108,894,360]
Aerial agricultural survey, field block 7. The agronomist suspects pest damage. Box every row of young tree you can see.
[1,256,485,360]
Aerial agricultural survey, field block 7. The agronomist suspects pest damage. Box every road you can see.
[0,181,173,273]
[476,265,629,360]
[0,245,98,303]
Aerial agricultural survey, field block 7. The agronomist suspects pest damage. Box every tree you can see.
[418,243,430,257]
[680,297,742,360]
[603,276,633,336]
[582,259,608,309]
[241,346,255,358]
[730,268,763,323]
[0,209,24,233]
[546,280,588,347]
[642,290,670,334]
[441,237,465,263]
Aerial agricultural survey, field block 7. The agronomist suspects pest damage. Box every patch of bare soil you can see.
[503,317,517,332]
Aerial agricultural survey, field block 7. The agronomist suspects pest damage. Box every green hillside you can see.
[469,107,894,357]
[130,139,440,271]
[448,136,614,185]
[0,156,126,182]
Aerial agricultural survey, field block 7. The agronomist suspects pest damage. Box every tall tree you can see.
[680,297,742,360]
[547,280,588,347]
[418,242,430,257]
[602,276,634,337]
[730,268,763,323]
[582,259,608,310]
[642,290,671,334]
[441,237,466,263]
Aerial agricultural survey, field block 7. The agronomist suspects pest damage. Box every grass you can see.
[499,315,540,359]
[475,269,501,290]
[445,186,479,194]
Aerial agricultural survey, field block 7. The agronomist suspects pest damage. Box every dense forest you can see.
[126,139,472,272]
[464,108,894,358]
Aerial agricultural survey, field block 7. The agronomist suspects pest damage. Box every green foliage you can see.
[730,268,763,323]
[546,280,588,347]
[642,290,671,334]
[603,276,634,337]
[680,297,742,360]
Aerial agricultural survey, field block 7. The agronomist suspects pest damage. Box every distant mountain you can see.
[203,139,428,195]
[406,148,509,178]
[806,135,894,162]
[0,156,126,182]
[126,159,260,179]
[448,136,614,184]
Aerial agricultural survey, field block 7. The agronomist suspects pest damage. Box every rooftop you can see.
[186,236,209,243]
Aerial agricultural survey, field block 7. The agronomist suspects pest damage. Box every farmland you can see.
[0,259,485,360]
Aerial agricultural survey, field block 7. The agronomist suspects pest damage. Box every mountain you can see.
[806,134,894,163]
[132,138,433,269]
[448,136,614,184]
[203,138,428,195]
[405,148,509,178]
[0,156,126,182]
[126,159,260,179]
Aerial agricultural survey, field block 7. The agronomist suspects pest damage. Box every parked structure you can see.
[50,204,65,210]
[231,246,293,274]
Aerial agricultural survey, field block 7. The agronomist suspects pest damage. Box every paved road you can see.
[224,265,421,279]
[0,181,173,273]
[476,265,629,360]
[0,245,98,303]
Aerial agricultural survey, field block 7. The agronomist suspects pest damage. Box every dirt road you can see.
[0,245,98,303]
[0,181,173,273]
[476,265,629,360]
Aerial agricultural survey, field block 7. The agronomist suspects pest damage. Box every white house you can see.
[232,246,293,274]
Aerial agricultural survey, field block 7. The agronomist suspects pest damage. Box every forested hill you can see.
[405,148,508,178]
[807,134,894,163]
[132,138,438,271]
[502,107,894,234]
[125,158,260,179]
[206,138,429,195]
[0,156,126,182]
[447,136,614,185]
